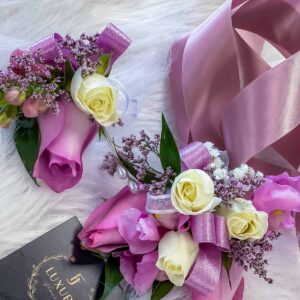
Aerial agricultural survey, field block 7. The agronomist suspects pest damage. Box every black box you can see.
[0,217,104,300]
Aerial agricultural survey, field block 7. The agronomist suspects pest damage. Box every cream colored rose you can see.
[171,169,221,215]
[156,231,199,286]
[70,68,119,126]
[218,198,268,240]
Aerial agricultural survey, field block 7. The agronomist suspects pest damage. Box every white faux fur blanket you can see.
[0,0,300,299]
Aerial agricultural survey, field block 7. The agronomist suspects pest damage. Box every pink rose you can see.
[118,208,161,255]
[252,172,300,229]
[33,99,98,192]
[78,187,147,252]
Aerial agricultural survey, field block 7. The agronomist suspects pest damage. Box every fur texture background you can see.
[0,0,300,299]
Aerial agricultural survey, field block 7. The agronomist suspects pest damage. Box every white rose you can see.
[70,68,119,126]
[156,231,199,286]
[217,198,268,240]
[171,169,221,215]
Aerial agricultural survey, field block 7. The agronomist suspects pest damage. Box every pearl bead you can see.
[117,165,128,179]
[128,179,139,193]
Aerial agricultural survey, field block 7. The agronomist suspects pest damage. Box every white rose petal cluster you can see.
[71,68,119,126]
[171,169,221,215]
[156,231,199,286]
[217,198,268,240]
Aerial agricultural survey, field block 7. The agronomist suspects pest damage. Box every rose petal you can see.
[118,208,159,254]
[134,251,159,295]
[119,250,159,296]
[253,180,300,213]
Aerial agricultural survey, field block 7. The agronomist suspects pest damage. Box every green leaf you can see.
[159,114,181,176]
[14,117,40,180]
[119,155,157,184]
[100,256,123,300]
[98,127,102,141]
[222,252,233,289]
[96,53,112,76]
[151,280,174,300]
[63,59,75,91]
[50,68,62,79]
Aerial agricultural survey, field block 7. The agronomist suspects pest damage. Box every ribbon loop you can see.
[190,213,230,251]
[29,34,62,63]
[145,192,177,214]
[180,141,212,170]
[96,23,132,74]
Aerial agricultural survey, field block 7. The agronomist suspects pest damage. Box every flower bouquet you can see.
[0,24,131,192]
[77,115,298,300]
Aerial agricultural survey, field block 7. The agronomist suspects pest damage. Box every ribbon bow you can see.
[170,0,300,176]
[146,142,242,299]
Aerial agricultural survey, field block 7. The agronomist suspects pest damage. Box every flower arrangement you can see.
[77,115,300,300]
[0,24,131,192]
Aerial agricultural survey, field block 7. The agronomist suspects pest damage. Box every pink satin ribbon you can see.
[170,0,300,176]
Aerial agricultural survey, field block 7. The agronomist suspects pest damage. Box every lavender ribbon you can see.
[185,213,230,298]
[14,23,131,71]
[29,34,62,63]
[180,141,212,170]
[96,23,132,74]
[186,245,222,297]
[145,142,211,214]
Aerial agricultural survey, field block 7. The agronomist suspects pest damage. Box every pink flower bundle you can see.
[79,116,300,300]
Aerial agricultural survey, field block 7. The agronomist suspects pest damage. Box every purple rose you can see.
[33,100,98,192]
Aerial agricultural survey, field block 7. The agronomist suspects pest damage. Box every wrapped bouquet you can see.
[77,115,299,300]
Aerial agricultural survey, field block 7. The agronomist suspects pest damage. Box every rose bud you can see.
[21,97,47,118]
[5,88,24,106]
